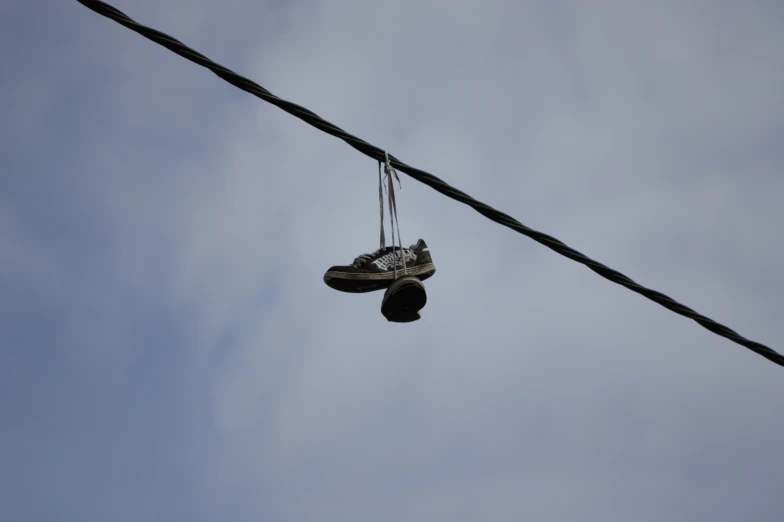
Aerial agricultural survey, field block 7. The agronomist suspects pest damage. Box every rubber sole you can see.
[324,264,435,293]
[381,276,427,323]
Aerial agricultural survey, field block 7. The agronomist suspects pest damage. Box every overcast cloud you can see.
[1,1,783,521]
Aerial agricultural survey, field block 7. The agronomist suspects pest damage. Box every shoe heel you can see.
[381,276,427,322]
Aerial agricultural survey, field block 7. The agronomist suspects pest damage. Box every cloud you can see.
[1,1,783,521]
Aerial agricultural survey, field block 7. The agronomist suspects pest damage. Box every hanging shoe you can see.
[323,239,436,293]
[381,275,427,322]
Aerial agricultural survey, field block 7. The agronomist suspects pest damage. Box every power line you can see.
[76,0,783,369]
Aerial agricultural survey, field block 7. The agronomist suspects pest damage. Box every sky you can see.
[1,1,783,521]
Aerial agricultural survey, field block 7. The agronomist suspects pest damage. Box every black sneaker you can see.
[323,239,436,293]
[381,276,427,322]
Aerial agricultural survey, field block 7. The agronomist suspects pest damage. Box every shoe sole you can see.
[381,276,427,323]
[323,263,436,293]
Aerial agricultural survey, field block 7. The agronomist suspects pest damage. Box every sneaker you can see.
[381,276,427,322]
[323,239,436,293]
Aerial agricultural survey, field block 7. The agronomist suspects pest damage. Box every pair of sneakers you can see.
[323,239,436,322]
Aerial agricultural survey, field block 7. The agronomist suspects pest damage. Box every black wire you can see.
[76,0,783,369]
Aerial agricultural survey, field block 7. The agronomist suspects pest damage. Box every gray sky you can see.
[2,1,783,521]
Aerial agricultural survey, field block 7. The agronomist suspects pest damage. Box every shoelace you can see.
[354,153,408,277]
[381,152,407,278]
[353,245,413,266]
[353,248,384,266]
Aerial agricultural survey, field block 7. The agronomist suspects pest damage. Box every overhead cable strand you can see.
[76,0,783,369]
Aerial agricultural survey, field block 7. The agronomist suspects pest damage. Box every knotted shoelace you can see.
[353,153,407,278]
